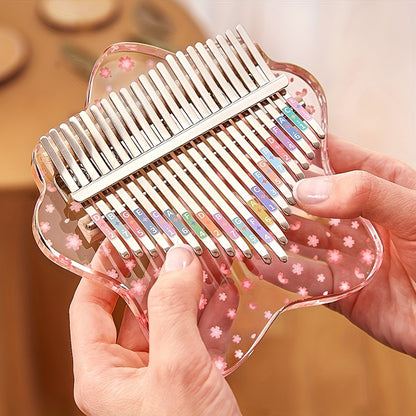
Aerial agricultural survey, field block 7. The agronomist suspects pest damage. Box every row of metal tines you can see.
[40,25,324,263]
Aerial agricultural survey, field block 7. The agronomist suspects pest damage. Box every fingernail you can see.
[164,244,195,272]
[293,177,333,204]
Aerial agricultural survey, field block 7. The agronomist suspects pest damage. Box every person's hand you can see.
[293,134,416,356]
[69,244,241,416]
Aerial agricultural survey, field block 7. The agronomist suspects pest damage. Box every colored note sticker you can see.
[286,96,312,121]
[164,208,190,236]
[150,210,177,238]
[133,207,159,236]
[182,211,208,239]
[213,212,240,240]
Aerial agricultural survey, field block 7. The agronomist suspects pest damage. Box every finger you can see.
[293,171,416,239]
[147,244,210,369]
[328,135,416,189]
[117,305,149,352]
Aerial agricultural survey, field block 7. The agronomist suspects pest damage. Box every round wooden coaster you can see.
[37,0,119,31]
[0,26,29,83]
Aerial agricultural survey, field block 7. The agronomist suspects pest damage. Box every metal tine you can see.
[133,174,203,254]
[40,135,79,192]
[107,188,158,256]
[215,34,257,92]
[197,140,288,244]
[234,25,325,139]
[148,68,192,129]
[205,132,290,226]
[174,152,254,259]
[49,129,89,187]
[157,163,235,257]
[89,105,130,163]
[213,128,291,214]
[59,123,100,181]
[247,109,310,172]
[79,111,121,169]
[119,87,161,147]
[255,103,317,157]
[155,62,201,124]
[95,198,143,257]
[191,43,238,104]
[117,185,173,253]
[84,203,130,259]
[235,24,275,82]
[147,169,220,257]
[52,127,139,259]
[138,74,182,135]
[130,81,171,140]
[165,54,210,118]
[203,37,316,158]
[224,123,295,204]
[69,116,111,175]
[239,113,301,184]
[265,97,321,148]
[175,51,219,114]
[100,98,141,157]
[233,117,297,189]
[224,29,268,87]
[109,92,153,152]
[281,94,325,138]
[206,37,249,97]
[214,33,321,150]
[186,146,284,263]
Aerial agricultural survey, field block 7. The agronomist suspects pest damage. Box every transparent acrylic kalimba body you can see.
[32,37,383,375]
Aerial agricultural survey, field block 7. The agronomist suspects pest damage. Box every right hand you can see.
[293,135,416,356]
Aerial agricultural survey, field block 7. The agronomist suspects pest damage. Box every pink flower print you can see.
[199,294,207,310]
[227,308,237,320]
[210,325,223,339]
[234,250,244,261]
[45,204,55,213]
[317,273,326,283]
[307,234,319,247]
[130,280,147,296]
[298,286,308,297]
[241,278,253,290]
[295,88,307,98]
[292,262,304,275]
[65,233,82,251]
[220,263,230,275]
[234,349,244,359]
[232,334,241,344]
[70,201,83,212]
[289,220,301,231]
[264,310,273,319]
[46,183,57,192]
[40,221,51,233]
[289,243,300,254]
[360,249,375,265]
[218,292,227,301]
[305,104,315,115]
[213,356,227,371]
[125,259,136,271]
[106,269,119,279]
[202,270,209,282]
[351,220,360,230]
[58,254,71,267]
[99,244,111,257]
[343,235,355,248]
[329,218,341,226]
[327,249,342,264]
[118,56,135,71]
[354,267,365,279]
[277,272,288,284]
[248,302,258,310]
[99,66,111,78]
[339,281,351,291]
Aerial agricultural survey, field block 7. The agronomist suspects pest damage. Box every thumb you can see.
[293,171,416,239]
[147,244,208,368]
